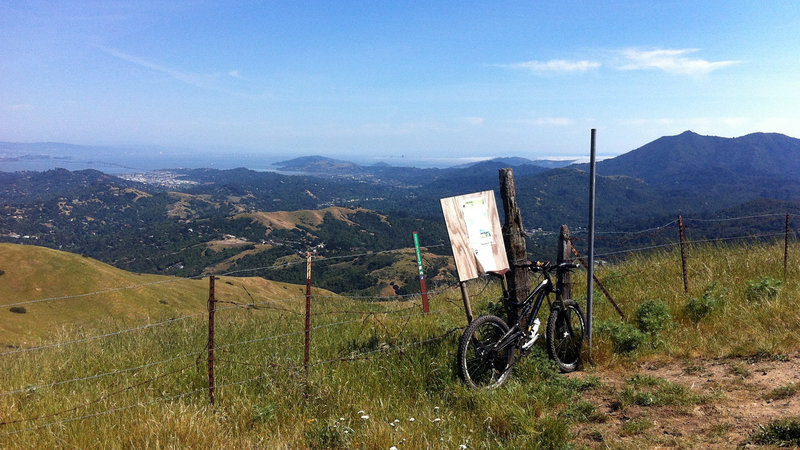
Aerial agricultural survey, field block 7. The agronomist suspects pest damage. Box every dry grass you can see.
[0,239,798,447]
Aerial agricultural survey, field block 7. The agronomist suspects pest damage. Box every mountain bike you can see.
[457,261,585,388]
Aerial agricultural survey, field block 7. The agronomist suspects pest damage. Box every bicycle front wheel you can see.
[546,299,585,373]
[457,315,514,389]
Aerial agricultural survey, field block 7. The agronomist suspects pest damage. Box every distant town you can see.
[118,170,199,188]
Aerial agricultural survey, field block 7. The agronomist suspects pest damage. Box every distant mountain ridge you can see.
[274,155,362,173]
[275,155,574,173]
[589,130,800,186]
[2,130,800,281]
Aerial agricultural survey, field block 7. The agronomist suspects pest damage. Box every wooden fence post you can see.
[785,213,790,281]
[678,215,689,294]
[499,168,529,325]
[556,225,572,302]
[207,275,216,406]
[304,252,312,398]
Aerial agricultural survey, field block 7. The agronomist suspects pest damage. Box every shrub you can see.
[745,276,782,302]
[749,417,800,447]
[597,320,645,353]
[764,383,799,401]
[685,282,726,322]
[9,306,26,314]
[620,374,704,407]
[636,299,671,336]
[305,421,348,449]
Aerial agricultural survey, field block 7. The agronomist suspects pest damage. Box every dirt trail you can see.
[568,351,800,448]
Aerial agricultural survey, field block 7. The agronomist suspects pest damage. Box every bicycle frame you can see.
[489,270,559,354]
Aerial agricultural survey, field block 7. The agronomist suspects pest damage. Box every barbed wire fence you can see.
[564,212,797,316]
[0,212,797,437]
[0,240,474,438]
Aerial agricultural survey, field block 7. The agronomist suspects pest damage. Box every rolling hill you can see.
[0,243,335,347]
[2,130,799,288]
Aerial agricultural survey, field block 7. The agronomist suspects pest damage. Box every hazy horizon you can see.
[2,2,799,163]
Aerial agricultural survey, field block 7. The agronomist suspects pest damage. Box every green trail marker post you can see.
[413,231,430,313]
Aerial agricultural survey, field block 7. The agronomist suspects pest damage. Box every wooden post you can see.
[459,281,474,324]
[207,275,216,406]
[304,252,312,397]
[556,225,572,302]
[499,168,529,325]
[785,213,790,281]
[678,215,689,294]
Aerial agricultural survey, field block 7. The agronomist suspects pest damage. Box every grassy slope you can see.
[237,206,366,232]
[0,240,797,448]
[0,243,334,347]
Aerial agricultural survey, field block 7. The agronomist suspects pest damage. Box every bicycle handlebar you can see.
[525,261,579,273]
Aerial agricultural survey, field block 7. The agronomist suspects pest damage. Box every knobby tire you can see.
[546,299,585,373]
[457,315,515,389]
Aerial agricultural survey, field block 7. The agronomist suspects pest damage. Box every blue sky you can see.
[1,1,798,165]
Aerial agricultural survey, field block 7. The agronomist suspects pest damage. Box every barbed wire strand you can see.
[0,364,192,428]
[216,301,463,354]
[4,243,444,309]
[0,382,209,438]
[0,325,463,437]
[683,213,788,223]
[0,314,205,357]
[0,351,198,398]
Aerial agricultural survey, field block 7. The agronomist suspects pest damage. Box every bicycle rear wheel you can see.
[457,315,515,389]
[546,299,585,373]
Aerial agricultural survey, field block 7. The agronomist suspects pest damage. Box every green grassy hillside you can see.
[0,243,334,347]
[0,239,797,448]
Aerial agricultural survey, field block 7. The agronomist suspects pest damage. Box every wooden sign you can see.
[440,191,509,281]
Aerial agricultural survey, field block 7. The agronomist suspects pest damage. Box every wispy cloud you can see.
[462,117,485,126]
[6,104,34,112]
[508,117,574,127]
[497,48,739,78]
[96,45,242,90]
[495,59,601,74]
[619,117,750,128]
[616,48,741,76]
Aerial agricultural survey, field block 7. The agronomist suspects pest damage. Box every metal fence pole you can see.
[586,129,597,359]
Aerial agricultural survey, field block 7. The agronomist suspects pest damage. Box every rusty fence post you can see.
[207,275,216,406]
[785,213,791,281]
[304,252,312,398]
[678,215,689,294]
